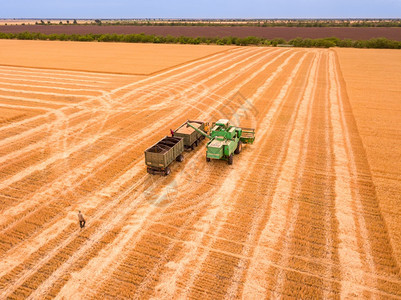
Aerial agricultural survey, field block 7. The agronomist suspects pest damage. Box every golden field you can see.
[0,40,234,75]
[0,41,400,298]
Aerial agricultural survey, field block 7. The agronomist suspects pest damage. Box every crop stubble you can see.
[0,41,400,298]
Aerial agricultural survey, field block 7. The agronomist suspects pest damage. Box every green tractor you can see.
[186,119,255,165]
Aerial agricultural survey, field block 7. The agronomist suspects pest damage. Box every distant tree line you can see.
[99,20,401,28]
[0,31,400,49]
[31,19,401,28]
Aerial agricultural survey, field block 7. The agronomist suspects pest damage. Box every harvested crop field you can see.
[1,25,401,40]
[0,40,233,75]
[0,41,400,298]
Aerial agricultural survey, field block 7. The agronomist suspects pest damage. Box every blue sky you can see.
[2,0,401,19]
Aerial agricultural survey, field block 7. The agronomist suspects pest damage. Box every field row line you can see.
[0,47,254,201]
[44,49,296,298]
[14,48,271,298]
[151,51,309,299]
[0,65,134,79]
[0,75,103,88]
[0,81,104,93]
[0,47,274,296]
[0,71,110,84]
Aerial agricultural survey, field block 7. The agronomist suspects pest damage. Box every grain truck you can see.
[144,136,184,175]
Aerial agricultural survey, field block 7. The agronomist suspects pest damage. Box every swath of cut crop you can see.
[152,51,312,300]
[0,47,276,298]
[1,44,400,299]
[54,48,296,298]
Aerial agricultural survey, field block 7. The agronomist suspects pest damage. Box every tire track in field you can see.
[239,51,399,299]
[0,76,104,88]
[277,52,341,298]
[0,86,96,99]
[0,47,276,296]
[181,49,314,300]
[0,46,262,213]
[147,51,310,299]
[0,47,243,142]
[184,52,313,299]
[0,102,55,113]
[0,47,290,298]
[0,108,203,297]
[124,50,300,298]
[0,163,152,298]
[0,47,261,222]
[0,59,256,298]
[34,147,217,299]
[328,51,376,297]
[50,48,296,298]
[0,65,131,79]
[0,47,242,135]
[0,92,110,148]
[0,95,74,108]
[0,71,110,84]
[329,51,401,297]
[0,47,246,149]
[0,48,248,188]
[268,52,334,298]
[0,48,256,227]
[5,47,397,298]
[0,92,206,243]
[224,52,321,299]
[322,55,340,298]
[0,81,103,94]
[25,48,292,296]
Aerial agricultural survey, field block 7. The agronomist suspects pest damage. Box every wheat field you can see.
[0,41,400,298]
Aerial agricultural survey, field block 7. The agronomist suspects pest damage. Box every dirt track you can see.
[0,43,400,298]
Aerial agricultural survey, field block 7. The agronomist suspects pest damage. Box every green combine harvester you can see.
[186,119,255,165]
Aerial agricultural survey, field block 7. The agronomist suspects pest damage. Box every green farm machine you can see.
[186,119,255,165]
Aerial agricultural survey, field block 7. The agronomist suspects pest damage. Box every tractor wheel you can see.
[228,154,233,165]
[206,157,210,162]
[234,141,242,154]
[164,167,171,176]
[176,154,184,162]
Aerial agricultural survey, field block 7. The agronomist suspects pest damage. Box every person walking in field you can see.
[78,211,86,228]
[170,129,174,137]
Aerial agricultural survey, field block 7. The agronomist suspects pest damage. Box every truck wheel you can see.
[234,141,242,154]
[164,167,171,176]
[191,144,195,151]
[228,154,233,165]
[176,154,184,162]
[195,140,198,147]
[206,157,210,162]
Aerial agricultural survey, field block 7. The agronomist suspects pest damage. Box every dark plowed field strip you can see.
[1,25,401,40]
